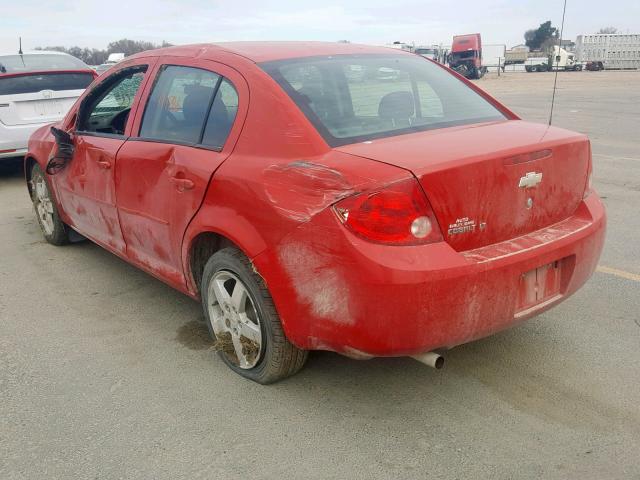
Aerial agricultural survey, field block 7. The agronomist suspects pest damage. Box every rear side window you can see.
[140,65,238,148]
[0,73,94,95]
[201,79,238,149]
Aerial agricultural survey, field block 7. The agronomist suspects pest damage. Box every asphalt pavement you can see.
[1,70,639,479]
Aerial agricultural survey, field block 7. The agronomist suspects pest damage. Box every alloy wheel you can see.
[34,174,55,236]
[207,270,263,369]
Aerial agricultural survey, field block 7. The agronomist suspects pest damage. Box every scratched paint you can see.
[278,241,354,325]
[263,161,355,222]
[463,215,593,263]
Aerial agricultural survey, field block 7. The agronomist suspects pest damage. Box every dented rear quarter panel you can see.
[182,61,412,294]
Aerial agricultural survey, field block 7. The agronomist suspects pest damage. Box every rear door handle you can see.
[169,177,195,191]
[97,159,111,169]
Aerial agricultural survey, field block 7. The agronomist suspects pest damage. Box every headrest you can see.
[378,91,415,122]
[182,85,214,124]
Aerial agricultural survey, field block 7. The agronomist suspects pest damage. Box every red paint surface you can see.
[336,121,590,251]
[25,42,606,357]
[56,135,127,253]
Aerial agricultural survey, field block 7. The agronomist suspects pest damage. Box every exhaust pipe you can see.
[411,351,444,369]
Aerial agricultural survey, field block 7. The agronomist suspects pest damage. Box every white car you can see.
[0,51,96,160]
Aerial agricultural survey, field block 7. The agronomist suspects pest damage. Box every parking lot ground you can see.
[1,71,639,479]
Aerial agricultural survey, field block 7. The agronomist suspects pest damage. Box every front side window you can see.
[139,65,239,149]
[261,54,506,146]
[78,66,147,135]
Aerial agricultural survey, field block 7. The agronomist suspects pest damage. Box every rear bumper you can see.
[256,193,606,357]
[0,147,27,159]
[0,121,50,158]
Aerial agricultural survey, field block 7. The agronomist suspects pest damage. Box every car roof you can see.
[0,50,74,57]
[0,50,92,74]
[133,41,409,64]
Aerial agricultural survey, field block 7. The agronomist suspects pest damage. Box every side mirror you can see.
[46,127,75,175]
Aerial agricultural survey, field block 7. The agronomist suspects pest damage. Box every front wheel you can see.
[30,164,69,245]
[201,247,308,384]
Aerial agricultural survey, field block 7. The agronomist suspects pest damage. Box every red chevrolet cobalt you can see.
[25,42,605,383]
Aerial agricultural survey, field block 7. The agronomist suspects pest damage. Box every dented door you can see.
[56,135,126,252]
[113,57,248,289]
[53,59,156,254]
[114,142,228,286]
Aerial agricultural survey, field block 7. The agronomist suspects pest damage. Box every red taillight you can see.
[333,178,443,245]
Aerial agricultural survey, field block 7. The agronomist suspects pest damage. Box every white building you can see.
[576,33,640,69]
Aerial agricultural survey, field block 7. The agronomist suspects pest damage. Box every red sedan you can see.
[25,42,606,383]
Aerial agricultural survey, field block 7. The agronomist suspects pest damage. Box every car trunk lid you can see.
[335,120,590,251]
[0,71,93,126]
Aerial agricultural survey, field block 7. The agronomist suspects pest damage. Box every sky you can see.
[1,0,639,53]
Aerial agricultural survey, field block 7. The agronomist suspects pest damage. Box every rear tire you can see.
[201,247,308,384]
[30,164,69,246]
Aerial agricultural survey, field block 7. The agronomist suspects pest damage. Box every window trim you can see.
[198,75,224,144]
[75,131,131,141]
[129,136,223,153]
[75,64,148,140]
[134,64,236,151]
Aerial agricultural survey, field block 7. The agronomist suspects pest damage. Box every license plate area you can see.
[16,99,66,123]
[516,259,565,315]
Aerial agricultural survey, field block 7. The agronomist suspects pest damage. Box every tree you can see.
[35,39,172,65]
[598,27,618,34]
[106,39,156,56]
[524,21,558,51]
[35,46,66,53]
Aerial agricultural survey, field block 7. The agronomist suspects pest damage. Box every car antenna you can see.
[549,0,568,125]
[18,37,23,55]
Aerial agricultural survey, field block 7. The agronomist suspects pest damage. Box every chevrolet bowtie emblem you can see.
[519,171,543,188]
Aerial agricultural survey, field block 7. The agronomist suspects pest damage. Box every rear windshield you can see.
[0,54,89,74]
[261,54,506,146]
[0,72,94,95]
